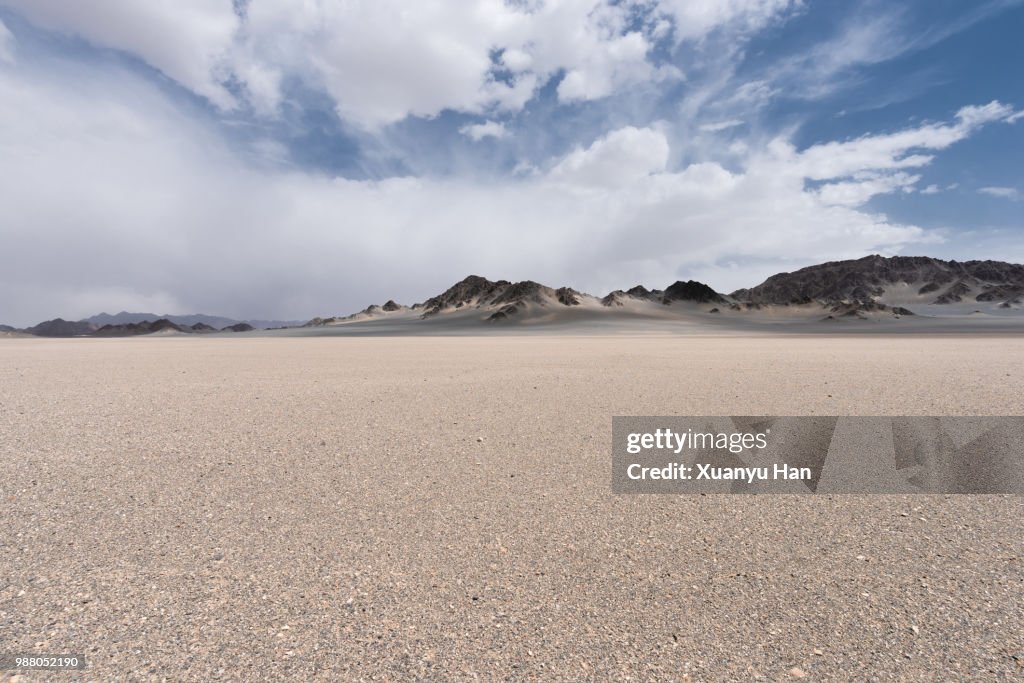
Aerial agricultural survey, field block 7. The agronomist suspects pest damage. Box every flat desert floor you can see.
[1,335,1022,681]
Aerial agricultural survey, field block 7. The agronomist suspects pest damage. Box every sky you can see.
[1,0,1022,326]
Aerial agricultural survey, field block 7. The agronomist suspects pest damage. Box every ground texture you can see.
[1,336,1022,681]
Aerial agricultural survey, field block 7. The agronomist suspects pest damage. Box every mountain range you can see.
[6,256,1024,336]
[83,312,301,329]
[9,312,300,337]
[304,255,1024,329]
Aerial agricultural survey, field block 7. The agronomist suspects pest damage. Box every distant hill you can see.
[93,319,188,336]
[27,318,98,337]
[22,317,262,337]
[81,311,302,330]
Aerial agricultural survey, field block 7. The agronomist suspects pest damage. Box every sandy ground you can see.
[1,335,1022,682]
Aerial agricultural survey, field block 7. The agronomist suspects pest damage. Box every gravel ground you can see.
[1,335,1022,682]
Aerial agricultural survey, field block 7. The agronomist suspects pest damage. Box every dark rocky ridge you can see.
[94,319,183,336]
[304,274,734,326]
[663,280,727,305]
[26,318,98,337]
[415,277,587,320]
[732,255,1024,306]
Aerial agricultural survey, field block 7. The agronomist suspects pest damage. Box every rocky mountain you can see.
[305,274,732,326]
[732,255,1024,306]
[93,319,185,336]
[663,280,727,304]
[26,318,98,337]
[0,324,14,332]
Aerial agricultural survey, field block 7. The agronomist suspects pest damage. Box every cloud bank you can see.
[0,1,1021,325]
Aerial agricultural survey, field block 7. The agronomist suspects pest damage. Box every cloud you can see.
[460,120,508,142]
[978,186,1021,200]
[787,101,1014,182]
[0,0,240,108]
[815,172,920,207]
[920,184,940,194]
[0,4,1020,326]
[657,0,799,42]
[733,3,1023,109]
[699,119,744,133]
[6,51,1009,326]
[769,102,1015,209]
[0,18,13,63]
[0,0,800,129]
[549,126,671,188]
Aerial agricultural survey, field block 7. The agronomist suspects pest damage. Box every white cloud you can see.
[5,55,1001,326]
[699,119,744,133]
[978,186,1021,200]
[755,102,1015,209]
[0,0,798,128]
[0,18,14,63]
[460,120,508,141]
[920,184,940,194]
[785,101,1014,181]
[657,0,799,42]
[549,126,671,188]
[816,172,920,207]
[0,0,240,108]
[0,5,1018,326]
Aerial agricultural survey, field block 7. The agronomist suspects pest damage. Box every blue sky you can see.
[0,0,1022,325]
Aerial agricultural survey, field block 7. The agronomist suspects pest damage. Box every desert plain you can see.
[1,333,1022,681]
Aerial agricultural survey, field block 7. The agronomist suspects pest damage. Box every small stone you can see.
[477,437,484,443]
[814,649,823,656]
[789,666,807,679]
[856,555,866,561]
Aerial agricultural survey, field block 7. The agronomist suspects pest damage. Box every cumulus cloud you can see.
[0,0,799,128]
[920,184,940,194]
[460,120,508,142]
[549,126,671,188]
